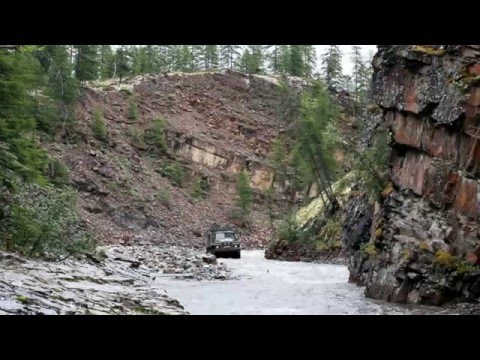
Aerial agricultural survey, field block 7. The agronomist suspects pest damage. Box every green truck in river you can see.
[205,224,241,258]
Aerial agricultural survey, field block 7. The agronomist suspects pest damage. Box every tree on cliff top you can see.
[75,45,99,84]
[321,45,343,89]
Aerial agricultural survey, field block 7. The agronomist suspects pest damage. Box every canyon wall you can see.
[345,45,480,305]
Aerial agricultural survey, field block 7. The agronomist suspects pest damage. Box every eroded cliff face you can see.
[346,45,480,305]
[48,70,313,250]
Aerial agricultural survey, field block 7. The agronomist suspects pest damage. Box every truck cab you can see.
[206,224,241,258]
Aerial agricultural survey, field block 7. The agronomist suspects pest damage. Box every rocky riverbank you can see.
[0,243,237,315]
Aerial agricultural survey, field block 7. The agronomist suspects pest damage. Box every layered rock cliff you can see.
[346,45,480,305]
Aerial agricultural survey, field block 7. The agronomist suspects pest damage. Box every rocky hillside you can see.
[46,70,310,250]
[345,45,480,305]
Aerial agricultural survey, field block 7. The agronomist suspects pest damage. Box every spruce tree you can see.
[173,46,194,72]
[269,136,288,182]
[249,45,265,74]
[157,45,171,72]
[267,45,281,74]
[220,45,241,69]
[143,45,158,74]
[350,46,373,110]
[235,171,254,217]
[99,45,115,79]
[75,45,99,84]
[114,46,131,83]
[34,45,78,136]
[321,45,343,89]
[203,45,219,70]
[0,48,49,184]
[36,45,77,105]
[190,45,203,71]
[278,45,291,75]
[167,45,183,71]
[301,45,316,78]
[130,45,146,75]
[296,80,339,206]
[289,45,304,77]
[238,49,251,73]
[350,45,363,104]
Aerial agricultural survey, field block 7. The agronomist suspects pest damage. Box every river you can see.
[155,250,443,315]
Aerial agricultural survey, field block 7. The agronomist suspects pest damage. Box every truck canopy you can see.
[208,223,236,233]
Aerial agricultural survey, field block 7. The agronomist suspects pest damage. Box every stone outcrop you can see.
[0,242,239,315]
[346,45,480,305]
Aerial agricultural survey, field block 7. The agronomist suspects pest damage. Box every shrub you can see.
[418,241,430,251]
[162,161,185,187]
[277,220,301,244]
[4,183,97,259]
[157,188,171,208]
[361,243,377,257]
[144,117,168,154]
[313,215,343,251]
[456,260,476,275]
[91,107,107,141]
[47,158,69,187]
[190,178,210,200]
[434,250,456,268]
[127,99,138,121]
[130,127,145,147]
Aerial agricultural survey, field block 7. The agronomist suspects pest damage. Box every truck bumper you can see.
[210,247,241,253]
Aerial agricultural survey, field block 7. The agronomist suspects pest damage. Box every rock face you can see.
[60,70,310,250]
[346,45,480,305]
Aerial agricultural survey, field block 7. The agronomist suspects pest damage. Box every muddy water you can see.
[155,250,443,315]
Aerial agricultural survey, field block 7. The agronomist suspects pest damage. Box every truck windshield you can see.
[215,232,235,241]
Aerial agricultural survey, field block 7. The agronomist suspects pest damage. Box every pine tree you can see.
[359,60,373,105]
[190,45,203,71]
[249,45,265,74]
[269,136,288,183]
[321,45,343,89]
[350,46,363,104]
[289,45,304,77]
[220,45,241,69]
[99,45,115,79]
[114,46,131,83]
[34,45,78,136]
[296,80,339,206]
[143,45,158,74]
[278,45,291,75]
[172,46,194,72]
[130,45,145,75]
[267,45,281,74]
[0,48,49,184]
[238,46,265,74]
[157,45,171,72]
[36,45,77,105]
[235,171,254,216]
[301,45,316,78]
[238,49,251,73]
[203,45,219,70]
[350,46,373,110]
[75,45,98,84]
